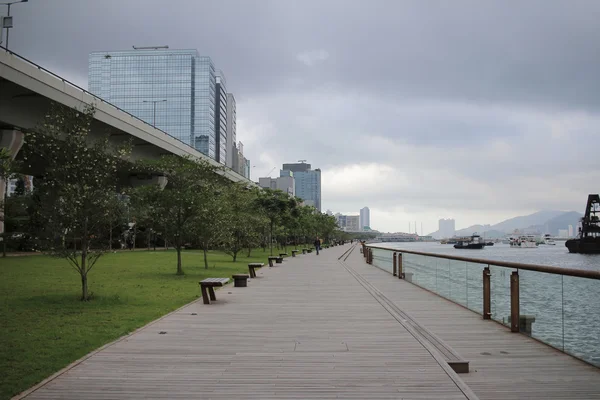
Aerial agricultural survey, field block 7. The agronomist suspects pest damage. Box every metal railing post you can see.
[510,271,520,332]
[392,252,397,276]
[483,266,491,320]
[398,253,403,279]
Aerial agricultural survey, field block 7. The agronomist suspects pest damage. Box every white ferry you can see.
[541,234,556,245]
[509,235,538,248]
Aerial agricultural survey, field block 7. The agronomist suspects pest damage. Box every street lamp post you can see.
[142,99,167,127]
[0,0,28,50]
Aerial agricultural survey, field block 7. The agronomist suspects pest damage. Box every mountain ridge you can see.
[428,210,582,238]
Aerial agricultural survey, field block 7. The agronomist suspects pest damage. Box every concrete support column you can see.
[0,129,25,235]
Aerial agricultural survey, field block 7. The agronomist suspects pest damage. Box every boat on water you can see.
[510,235,538,248]
[485,241,494,246]
[454,234,485,249]
[541,234,556,245]
[566,194,600,254]
[501,238,511,244]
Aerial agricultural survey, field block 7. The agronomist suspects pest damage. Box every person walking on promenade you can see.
[314,237,321,255]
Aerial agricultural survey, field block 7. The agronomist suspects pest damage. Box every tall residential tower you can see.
[359,207,370,231]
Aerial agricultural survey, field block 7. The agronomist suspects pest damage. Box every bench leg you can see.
[249,266,255,278]
[208,287,216,301]
[200,285,210,305]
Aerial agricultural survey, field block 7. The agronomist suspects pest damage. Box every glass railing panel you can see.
[448,260,468,307]
[435,258,451,299]
[403,254,434,292]
[466,262,485,314]
[371,248,393,274]
[519,269,564,351]
[563,275,600,367]
[490,265,512,327]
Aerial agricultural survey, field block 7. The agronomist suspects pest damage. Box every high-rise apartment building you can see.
[225,93,236,168]
[359,207,370,231]
[214,72,227,164]
[281,162,321,211]
[346,216,360,232]
[438,218,456,238]
[88,48,217,158]
[258,174,295,197]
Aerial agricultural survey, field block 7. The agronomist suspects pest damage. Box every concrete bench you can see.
[268,256,279,267]
[276,256,283,264]
[199,278,230,304]
[302,248,307,254]
[291,250,299,257]
[279,253,288,258]
[232,274,249,287]
[307,249,313,253]
[248,263,264,278]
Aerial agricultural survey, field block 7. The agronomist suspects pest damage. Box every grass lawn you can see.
[0,247,278,400]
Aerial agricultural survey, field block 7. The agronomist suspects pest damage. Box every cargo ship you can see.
[565,194,600,254]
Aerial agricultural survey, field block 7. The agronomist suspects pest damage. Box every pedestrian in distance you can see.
[314,237,321,255]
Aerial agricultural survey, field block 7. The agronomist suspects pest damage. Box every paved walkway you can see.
[17,244,600,399]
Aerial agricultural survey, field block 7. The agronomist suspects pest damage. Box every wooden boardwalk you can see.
[346,248,600,400]
[17,244,600,399]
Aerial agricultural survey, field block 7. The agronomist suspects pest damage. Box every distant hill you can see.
[536,211,582,236]
[490,210,565,233]
[428,210,581,239]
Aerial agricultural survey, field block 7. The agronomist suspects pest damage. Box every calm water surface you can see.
[378,241,600,271]
[367,241,600,367]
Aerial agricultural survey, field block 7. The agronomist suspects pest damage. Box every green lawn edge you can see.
[0,248,281,400]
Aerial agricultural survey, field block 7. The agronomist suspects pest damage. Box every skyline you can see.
[5,0,599,233]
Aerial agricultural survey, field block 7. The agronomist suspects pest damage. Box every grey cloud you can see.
[7,0,600,231]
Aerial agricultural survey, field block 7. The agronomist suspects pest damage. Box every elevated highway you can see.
[0,46,248,183]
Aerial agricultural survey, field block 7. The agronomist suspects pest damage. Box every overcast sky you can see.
[6,0,600,233]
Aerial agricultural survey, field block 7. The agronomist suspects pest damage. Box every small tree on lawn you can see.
[255,189,292,256]
[23,103,131,300]
[221,184,268,261]
[133,155,222,274]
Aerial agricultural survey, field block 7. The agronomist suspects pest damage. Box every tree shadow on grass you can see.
[16,292,130,308]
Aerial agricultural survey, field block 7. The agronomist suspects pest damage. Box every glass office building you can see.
[281,162,321,211]
[88,49,217,158]
[214,72,227,164]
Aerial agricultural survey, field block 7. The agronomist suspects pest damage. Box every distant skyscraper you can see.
[88,48,217,158]
[438,218,456,238]
[281,162,321,211]
[360,207,370,231]
[346,216,360,232]
[214,72,227,164]
[225,93,236,168]
[258,174,295,197]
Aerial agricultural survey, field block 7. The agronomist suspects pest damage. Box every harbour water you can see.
[381,241,600,271]
[368,241,600,367]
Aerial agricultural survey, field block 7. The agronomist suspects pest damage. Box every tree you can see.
[255,189,294,255]
[132,155,223,274]
[22,103,131,300]
[221,184,266,261]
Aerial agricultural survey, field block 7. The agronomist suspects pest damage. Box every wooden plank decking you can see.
[16,244,600,399]
[345,248,600,400]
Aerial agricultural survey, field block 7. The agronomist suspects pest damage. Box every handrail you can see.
[0,45,250,183]
[366,244,600,280]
